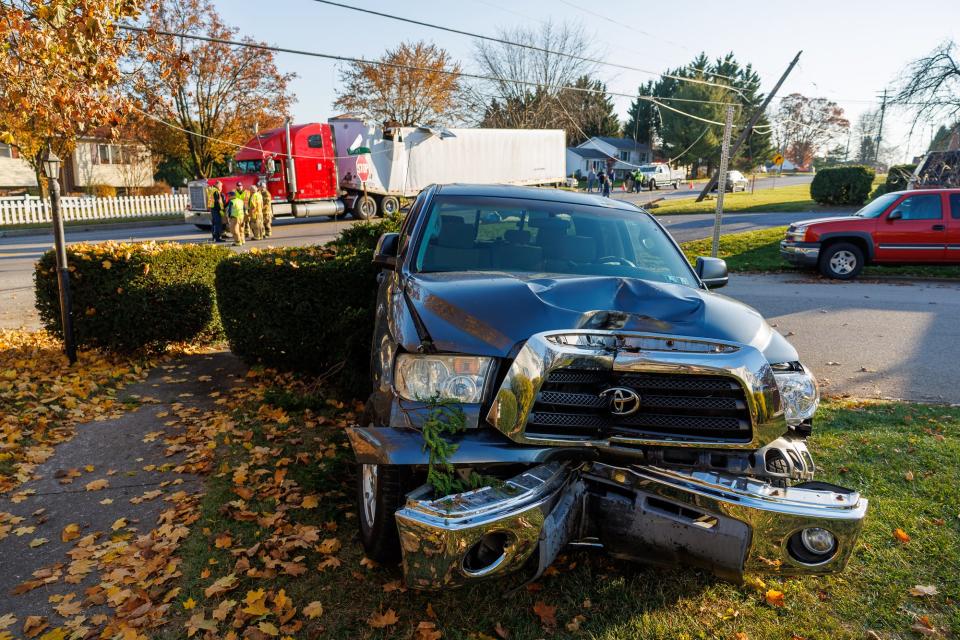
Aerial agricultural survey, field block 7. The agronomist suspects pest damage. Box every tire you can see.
[649,180,657,191]
[357,462,404,563]
[380,195,401,217]
[673,180,679,190]
[352,194,377,220]
[819,242,864,280]
[194,224,212,231]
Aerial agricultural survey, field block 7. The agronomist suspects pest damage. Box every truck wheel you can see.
[194,224,212,231]
[819,242,864,280]
[357,462,404,563]
[352,195,377,220]
[673,181,679,190]
[649,180,657,191]
[380,195,401,217]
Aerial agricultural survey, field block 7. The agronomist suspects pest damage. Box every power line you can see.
[309,0,747,99]
[118,24,735,124]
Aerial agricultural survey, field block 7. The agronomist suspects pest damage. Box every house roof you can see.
[567,147,609,159]
[591,136,649,151]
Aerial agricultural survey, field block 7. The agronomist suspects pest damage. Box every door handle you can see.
[932,224,945,231]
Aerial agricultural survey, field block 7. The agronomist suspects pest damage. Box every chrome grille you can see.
[526,369,752,442]
[189,184,207,211]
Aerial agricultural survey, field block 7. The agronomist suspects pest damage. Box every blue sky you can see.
[215,0,960,161]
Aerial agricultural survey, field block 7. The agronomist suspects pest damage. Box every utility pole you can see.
[875,88,888,164]
[696,50,802,202]
[711,106,735,258]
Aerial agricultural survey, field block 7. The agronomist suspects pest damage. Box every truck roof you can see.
[434,183,642,212]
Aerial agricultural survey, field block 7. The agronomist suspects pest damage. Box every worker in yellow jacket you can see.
[248,187,264,240]
[259,183,273,238]
[227,190,245,246]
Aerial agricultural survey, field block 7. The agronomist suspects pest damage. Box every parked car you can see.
[350,184,867,590]
[638,163,684,190]
[712,169,749,192]
[780,188,960,279]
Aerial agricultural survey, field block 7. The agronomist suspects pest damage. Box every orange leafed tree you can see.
[335,41,468,127]
[132,0,296,179]
[0,0,146,195]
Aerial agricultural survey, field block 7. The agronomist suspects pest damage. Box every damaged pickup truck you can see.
[348,184,867,589]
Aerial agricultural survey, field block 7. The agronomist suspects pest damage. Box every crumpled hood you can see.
[404,272,797,363]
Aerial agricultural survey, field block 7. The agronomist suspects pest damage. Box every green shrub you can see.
[810,166,875,205]
[35,242,230,352]
[215,216,402,398]
[885,164,916,192]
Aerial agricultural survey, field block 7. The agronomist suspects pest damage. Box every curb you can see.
[0,217,188,239]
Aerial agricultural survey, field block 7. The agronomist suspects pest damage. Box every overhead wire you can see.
[308,0,747,99]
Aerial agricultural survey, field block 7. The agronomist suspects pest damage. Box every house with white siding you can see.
[566,136,652,179]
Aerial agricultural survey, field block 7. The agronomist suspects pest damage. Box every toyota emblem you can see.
[600,387,642,416]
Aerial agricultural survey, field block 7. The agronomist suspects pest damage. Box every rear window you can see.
[413,195,696,287]
[950,193,960,219]
[893,194,942,220]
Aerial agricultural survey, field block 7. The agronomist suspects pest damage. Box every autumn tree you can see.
[131,0,295,179]
[0,0,146,195]
[335,41,467,127]
[777,93,849,166]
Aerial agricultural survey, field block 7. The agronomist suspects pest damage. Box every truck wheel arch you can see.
[818,232,874,262]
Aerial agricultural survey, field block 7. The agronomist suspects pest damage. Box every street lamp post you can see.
[43,147,76,364]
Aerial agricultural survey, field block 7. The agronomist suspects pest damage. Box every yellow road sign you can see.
[773,153,784,165]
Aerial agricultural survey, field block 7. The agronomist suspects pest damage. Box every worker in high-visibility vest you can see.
[226,190,245,246]
[259,183,273,238]
[209,181,225,242]
[234,182,252,237]
[248,187,264,240]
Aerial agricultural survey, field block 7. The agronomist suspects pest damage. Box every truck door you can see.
[948,193,960,263]
[874,192,947,263]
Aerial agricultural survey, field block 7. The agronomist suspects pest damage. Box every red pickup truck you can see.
[781,188,960,279]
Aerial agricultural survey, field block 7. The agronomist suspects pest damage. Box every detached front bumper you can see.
[394,461,866,589]
[184,209,212,226]
[780,241,821,267]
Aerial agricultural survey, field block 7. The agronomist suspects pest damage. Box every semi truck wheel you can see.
[352,195,378,220]
[357,462,404,563]
[380,195,401,217]
[649,179,657,191]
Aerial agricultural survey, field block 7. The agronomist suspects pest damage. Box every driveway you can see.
[724,273,960,404]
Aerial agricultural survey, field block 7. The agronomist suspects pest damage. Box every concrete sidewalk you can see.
[0,350,246,629]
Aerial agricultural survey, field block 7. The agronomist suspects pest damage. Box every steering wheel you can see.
[598,256,637,267]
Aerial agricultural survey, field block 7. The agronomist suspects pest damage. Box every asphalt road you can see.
[610,173,813,208]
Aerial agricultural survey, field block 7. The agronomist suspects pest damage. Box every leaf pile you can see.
[0,329,149,495]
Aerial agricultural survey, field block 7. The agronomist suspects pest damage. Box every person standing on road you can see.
[599,169,611,197]
[209,181,225,242]
[248,186,264,240]
[235,182,251,237]
[227,190,246,246]
[633,169,644,193]
[259,183,273,238]
[586,168,597,193]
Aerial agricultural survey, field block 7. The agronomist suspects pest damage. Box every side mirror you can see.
[696,256,729,289]
[887,209,902,221]
[373,232,400,270]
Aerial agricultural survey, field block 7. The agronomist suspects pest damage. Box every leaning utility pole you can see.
[711,106,735,257]
[874,88,888,163]
[696,50,802,202]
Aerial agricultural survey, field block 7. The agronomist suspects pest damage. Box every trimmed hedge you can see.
[215,217,402,398]
[810,166,875,206]
[35,242,230,352]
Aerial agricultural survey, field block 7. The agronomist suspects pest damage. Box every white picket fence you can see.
[0,193,189,226]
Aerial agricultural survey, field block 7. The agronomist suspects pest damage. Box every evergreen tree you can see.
[624,80,658,146]
[558,76,620,144]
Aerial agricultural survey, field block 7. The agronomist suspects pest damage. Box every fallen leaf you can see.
[84,479,108,492]
[257,621,279,636]
[909,585,939,597]
[99,498,113,505]
[212,599,236,621]
[764,589,786,607]
[415,621,442,640]
[316,556,341,571]
[368,609,399,629]
[102,260,112,270]
[22,617,47,639]
[111,518,127,531]
[904,470,915,481]
[241,589,270,617]
[183,597,196,611]
[893,528,911,543]
[532,601,557,628]
[494,621,510,639]
[735,634,749,640]
[214,533,232,549]
[204,573,238,598]
[301,495,319,509]
[303,601,324,619]
[317,538,341,555]
[0,614,16,631]
[565,614,586,632]
[60,524,81,542]
[29,537,48,548]
[382,580,403,592]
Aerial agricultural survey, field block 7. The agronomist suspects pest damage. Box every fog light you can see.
[462,531,512,577]
[801,527,836,555]
[787,527,838,565]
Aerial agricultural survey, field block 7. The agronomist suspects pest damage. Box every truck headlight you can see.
[774,366,819,423]
[785,225,808,242]
[395,354,494,404]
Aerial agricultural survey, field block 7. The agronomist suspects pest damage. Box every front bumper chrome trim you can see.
[486,330,785,451]
[393,461,867,589]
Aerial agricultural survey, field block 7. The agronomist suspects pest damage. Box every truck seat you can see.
[491,228,542,271]
[423,216,488,270]
[544,236,597,272]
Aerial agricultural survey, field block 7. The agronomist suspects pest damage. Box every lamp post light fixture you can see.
[44,146,76,364]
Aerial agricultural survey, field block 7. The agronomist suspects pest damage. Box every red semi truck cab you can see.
[781,188,960,279]
[185,122,345,226]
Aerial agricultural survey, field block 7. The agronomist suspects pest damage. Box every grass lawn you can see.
[680,226,960,280]
[0,213,181,232]
[161,377,960,639]
[652,183,824,215]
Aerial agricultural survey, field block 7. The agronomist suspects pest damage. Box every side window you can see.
[950,194,960,219]
[307,134,322,148]
[893,194,942,220]
[398,190,428,258]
